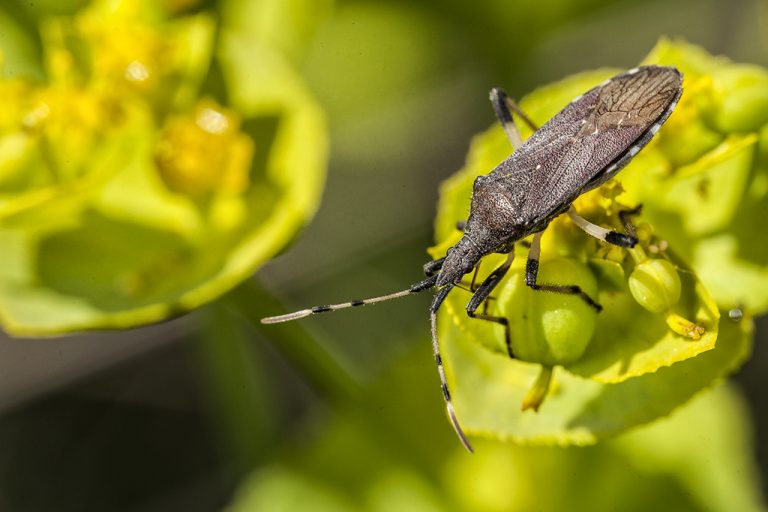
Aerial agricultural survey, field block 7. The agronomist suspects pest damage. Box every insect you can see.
[262,65,683,452]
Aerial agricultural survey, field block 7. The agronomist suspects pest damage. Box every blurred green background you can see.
[0,0,766,510]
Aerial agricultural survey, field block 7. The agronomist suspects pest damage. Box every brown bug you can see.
[262,66,683,452]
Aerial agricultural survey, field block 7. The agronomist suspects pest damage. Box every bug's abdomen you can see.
[496,66,682,225]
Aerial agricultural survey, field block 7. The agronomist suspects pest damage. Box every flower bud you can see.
[498,258,598,367]
[628,258,681,313]
[707,64,768,133]
[666,313,705,340]
[155,100,254,197]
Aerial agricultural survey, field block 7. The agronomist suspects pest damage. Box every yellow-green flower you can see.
[432,39,755,445]
[0,0,328,335]
[623,39,768,314]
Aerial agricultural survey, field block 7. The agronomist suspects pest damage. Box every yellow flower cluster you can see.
[0,0,250,213]
[155,100,254,197]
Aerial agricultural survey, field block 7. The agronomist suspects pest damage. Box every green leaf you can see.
[0,5,44,80]
[445,384,764,512]
[220,0,334,66]
[612,384,766,512]
[622,133,757,237]
[641,37,727,76]
[443,312,751,445]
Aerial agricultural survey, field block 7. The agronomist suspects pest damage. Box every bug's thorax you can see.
[436,176,526,287]
[468,174,527,239]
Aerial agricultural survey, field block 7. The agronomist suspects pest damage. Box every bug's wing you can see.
[494,66,682,225]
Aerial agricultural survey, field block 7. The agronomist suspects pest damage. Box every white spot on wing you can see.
[649,123,661,135]
[626,67,640,75]
[666,100,678,113]
[628,146,640,157]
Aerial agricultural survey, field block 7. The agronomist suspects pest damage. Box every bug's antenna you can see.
[262,272,473,451]
[261,274,439,324]
[431,284,473,453]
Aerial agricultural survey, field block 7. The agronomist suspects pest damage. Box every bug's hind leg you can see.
[567,206,638,248]
[466,250,516,358]
[525,232,602,312]
[489,88,539,149]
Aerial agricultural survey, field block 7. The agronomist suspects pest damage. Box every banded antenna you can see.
[261,270,474,452]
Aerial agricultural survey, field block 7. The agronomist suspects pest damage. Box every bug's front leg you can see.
[489,88,539,149]
[430,284,473,453]
[618,204,643,238]
[525,232,602,312]
[567,206,638,248]
[423,257,445,277]
[466,250,515,358]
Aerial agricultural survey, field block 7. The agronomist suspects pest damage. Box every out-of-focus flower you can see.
[619,39,768,315]
[429,39,757,444]
[155,100,254,197]
[225,349,764,512]
[0,0,328,335]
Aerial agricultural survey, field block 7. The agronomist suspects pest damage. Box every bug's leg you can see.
[469,260,498,314]
[618,204,643,239]
[430,284,473,453]
[456,220,467,232]
[469,260,482,291]
[423,257,445,277]
[489,88,539,149]
[466,250,516,358]
[526,232,602,312]
[482,295,492,316]
[567,206,638,248]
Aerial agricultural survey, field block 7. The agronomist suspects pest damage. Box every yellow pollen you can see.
[196,107,229,134]
[124,60,150,82]
[22,102,51,129]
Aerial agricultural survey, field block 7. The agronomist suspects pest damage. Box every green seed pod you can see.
[628,258,682,313]
[497,258,598,367]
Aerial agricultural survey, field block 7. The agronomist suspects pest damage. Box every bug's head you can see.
[437,237,482,287]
